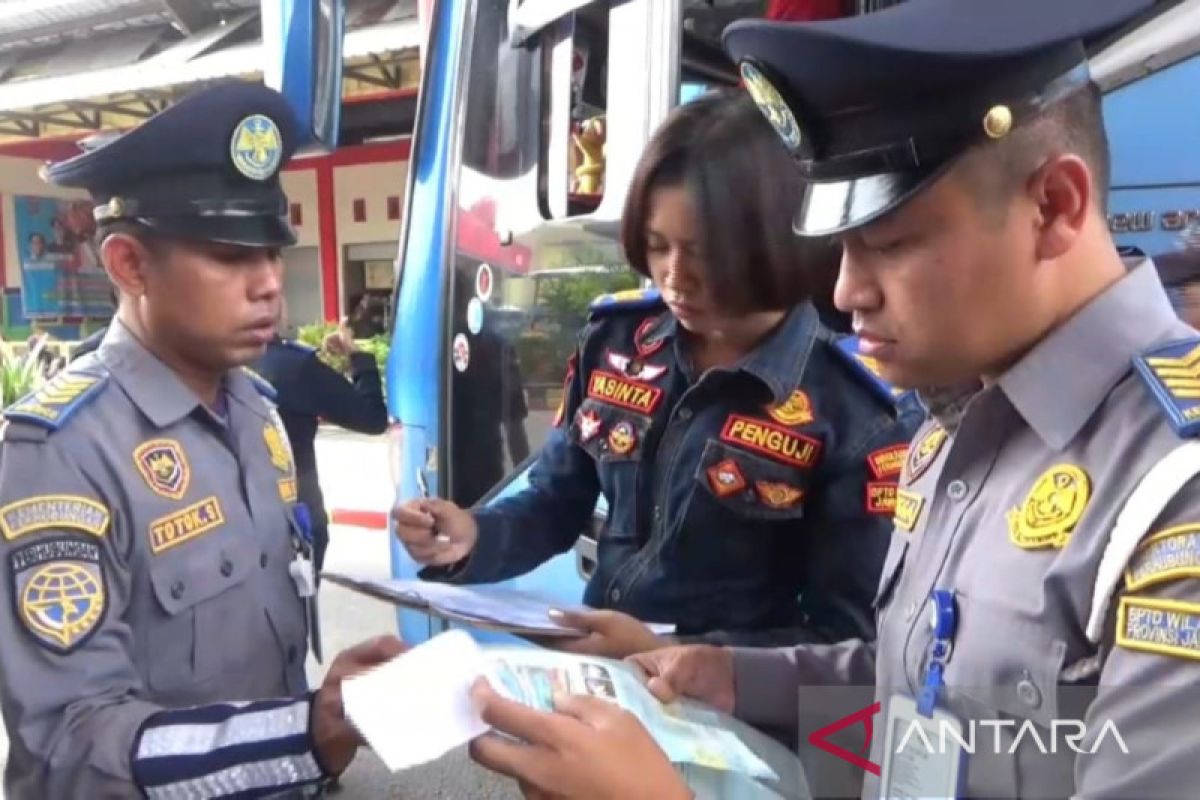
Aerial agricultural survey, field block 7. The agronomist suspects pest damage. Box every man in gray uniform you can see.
[0,81,404,798]
[468,0,1200,797]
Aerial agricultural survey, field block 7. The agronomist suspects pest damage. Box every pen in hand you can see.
[415,469,452,545]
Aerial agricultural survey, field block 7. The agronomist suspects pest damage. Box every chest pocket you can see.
[146,533,258,694]
[571,399,652,464]
[693,440,809,521]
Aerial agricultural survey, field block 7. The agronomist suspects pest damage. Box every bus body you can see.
[314,0,1199,645]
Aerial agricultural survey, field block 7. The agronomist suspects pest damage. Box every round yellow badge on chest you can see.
[1008,464,1091,550]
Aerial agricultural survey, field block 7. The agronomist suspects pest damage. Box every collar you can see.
[98,319,269,428]
[999,260,1181,450]
[656,303,822,403]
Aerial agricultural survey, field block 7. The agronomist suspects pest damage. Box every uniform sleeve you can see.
[0,434,328,798]
[731,638,877,729]
[429,345,600,585]
[1075,483,1200,797]
[300,351,388,434]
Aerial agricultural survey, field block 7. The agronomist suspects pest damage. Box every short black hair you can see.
[620,90,837,313]
[959,82,1111,217]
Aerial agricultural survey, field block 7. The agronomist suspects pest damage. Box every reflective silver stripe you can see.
[137,701,310,758]
[143,753,322,799]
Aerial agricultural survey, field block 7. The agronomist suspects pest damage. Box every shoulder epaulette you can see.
[587,287,665,318]
[241,366,278,401]
[3,369,109,432]
[1134,337,1200,437]
[281,339,317,355]
[831,335,907,407]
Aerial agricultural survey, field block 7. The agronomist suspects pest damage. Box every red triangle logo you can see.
[806,701,882,776]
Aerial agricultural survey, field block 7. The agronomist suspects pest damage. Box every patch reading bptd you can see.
[720,415,821,468]
[1125,524,1200,591]
[149,497,225,554]
[586,370,663,415]
[0,495,109,541]
[1117,596,1200,662]
[866,482,898,515]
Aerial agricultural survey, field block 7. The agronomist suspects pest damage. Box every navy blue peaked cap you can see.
[43,80,300,248]
[723,0,1155,235]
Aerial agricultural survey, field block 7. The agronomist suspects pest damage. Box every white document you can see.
[341,629,490,772]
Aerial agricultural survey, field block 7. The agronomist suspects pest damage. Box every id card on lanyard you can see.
[289,502,322,663]
[879,589,966,799]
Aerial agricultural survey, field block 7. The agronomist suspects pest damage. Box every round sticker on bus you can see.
[475,264,494,302]
[467,297,484,335]
[452,333,470,373]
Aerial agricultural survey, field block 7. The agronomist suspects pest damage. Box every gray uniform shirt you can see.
[733,262,1200,798]
[0,321,315,798]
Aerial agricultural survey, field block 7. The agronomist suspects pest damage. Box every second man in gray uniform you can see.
[0,81,405,798]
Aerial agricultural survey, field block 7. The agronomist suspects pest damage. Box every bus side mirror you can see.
[261,0,345,151]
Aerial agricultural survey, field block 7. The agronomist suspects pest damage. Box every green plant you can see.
[1,339,49,408]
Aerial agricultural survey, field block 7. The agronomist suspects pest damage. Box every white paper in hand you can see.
[341,629,490,772]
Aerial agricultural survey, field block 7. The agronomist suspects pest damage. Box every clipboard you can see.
[323,572,606,638]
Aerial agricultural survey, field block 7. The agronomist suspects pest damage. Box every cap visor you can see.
[794,168,940,237]
[140,215,297,248]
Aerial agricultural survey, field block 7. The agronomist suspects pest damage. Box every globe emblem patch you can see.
[20,561,105,653]
[230,114,283,181]
[739,61,802,152]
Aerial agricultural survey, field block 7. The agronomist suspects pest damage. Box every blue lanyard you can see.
[917,588,958,717]
[291,502,314,551]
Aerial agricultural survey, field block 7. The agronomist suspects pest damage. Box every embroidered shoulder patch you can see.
[242,366,278,401]
[11,538,107,654]
[0,495,109,541]
[831,336,905,406]
[1125,524,1200,592]
[4,372,108,431]
[1116,595,1200,662]
[1134,338,1200,437]
[587,287,664,318]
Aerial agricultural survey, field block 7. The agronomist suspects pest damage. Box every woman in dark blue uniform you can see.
[394,91,921,657]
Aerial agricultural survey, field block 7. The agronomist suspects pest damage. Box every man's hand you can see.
[628,645,735,713]
[311,635,408,775]
[532,609,669,659]
[391,498,478,566]
[469,680,692,800]
[323,319,358,357]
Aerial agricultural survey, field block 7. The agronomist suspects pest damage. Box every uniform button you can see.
[653,506,662,522]
[678,408,693,422]
[170,580,185,600]
[947,480,969,501]
[905,601,918,621]
[260,553,269,569]
[1017,676,1041,708]
[287,645,299,664]
[610,588,622,603]
[220,558,233,577]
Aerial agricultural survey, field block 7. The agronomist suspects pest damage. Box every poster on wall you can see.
[13,195,114,318]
